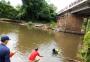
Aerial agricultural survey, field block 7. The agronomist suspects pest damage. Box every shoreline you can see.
[0,19,84,35]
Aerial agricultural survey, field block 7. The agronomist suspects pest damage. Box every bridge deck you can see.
[58,0,90,15]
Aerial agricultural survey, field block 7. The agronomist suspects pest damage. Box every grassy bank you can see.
[79,19,90,62]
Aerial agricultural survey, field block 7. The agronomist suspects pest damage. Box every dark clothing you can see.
[52,49,58,54]
[0,43,10,62]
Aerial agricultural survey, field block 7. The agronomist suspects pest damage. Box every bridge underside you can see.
[73,8,90,17]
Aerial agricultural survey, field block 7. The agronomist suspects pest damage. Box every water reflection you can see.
[6,33,18,50]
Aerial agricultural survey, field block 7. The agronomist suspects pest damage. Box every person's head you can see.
[52,48,56,52]
[35,48,38,51]
[1,35,10,44]
[52,48,58,54]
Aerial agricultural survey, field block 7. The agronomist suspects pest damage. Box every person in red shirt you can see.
[28,48,43,62]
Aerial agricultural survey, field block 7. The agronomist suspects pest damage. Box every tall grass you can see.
[80,19,90,62]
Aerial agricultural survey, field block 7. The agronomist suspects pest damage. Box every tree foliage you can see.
[21,0,57,22]
[0,0,56,22]
[80,19,90,62]
[0,0,18,19]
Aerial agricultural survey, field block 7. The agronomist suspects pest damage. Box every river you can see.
[0,22,83,62]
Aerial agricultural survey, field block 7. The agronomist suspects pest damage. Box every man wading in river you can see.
[0,36,10,62]
[28,48,43,62]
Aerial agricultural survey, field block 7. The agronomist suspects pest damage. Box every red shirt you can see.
[29,50,40,61]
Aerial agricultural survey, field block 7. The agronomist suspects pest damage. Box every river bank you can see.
[0,18,56,32]
[0,18,85,35]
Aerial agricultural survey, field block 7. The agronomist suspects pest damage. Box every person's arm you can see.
[5,49,10,62]
[10,51,16,58]
[39,55,43,57]
[37,52,43,57]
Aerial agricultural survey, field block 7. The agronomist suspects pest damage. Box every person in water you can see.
[0,35,11,62]
[52,48,60,55]
[28,48,43,62]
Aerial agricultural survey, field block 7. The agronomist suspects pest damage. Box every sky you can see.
[0,0,76,12]
[47,0,76,12]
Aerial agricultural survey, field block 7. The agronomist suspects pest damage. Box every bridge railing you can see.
[58,0,87,14]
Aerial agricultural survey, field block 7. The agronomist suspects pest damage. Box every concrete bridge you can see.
[57,0,90,34]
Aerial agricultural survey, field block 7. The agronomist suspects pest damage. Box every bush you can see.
[50,21,56,29]
[80,30,90,62]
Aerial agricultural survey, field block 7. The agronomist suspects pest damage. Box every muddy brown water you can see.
[0,22,83,62]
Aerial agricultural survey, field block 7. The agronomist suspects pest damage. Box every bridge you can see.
[57,0,90,34]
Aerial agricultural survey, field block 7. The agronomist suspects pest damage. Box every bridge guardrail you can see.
[58,0,87,14]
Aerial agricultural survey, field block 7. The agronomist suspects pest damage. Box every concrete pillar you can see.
[57,13,83,34]
[65,13,83,34]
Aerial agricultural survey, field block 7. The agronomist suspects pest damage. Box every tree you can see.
[0,0,18,19]
[21,0,56,22]
[0,0,57,22]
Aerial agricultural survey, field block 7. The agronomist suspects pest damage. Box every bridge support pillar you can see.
[57,13,83,34]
